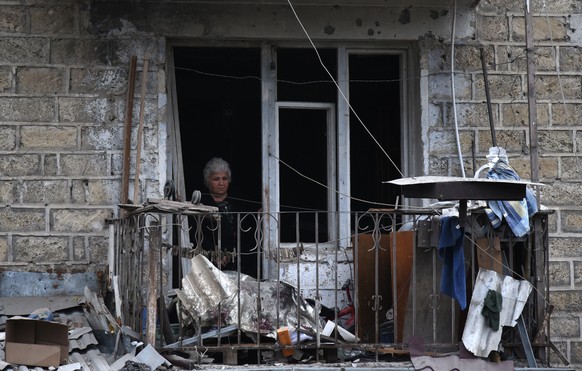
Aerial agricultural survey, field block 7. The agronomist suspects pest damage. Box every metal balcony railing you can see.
[112,201,556,367]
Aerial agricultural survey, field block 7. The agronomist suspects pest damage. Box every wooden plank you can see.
[389,231,414,343]
[525,0,539,184]
[475,236,504,274]
[165,49,192,278]
[121,56,138,208]
[355,233,390,342]
[133,57,149,205]
[146,222,160,346]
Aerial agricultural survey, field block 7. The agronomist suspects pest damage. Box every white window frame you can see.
[274,101,338,243]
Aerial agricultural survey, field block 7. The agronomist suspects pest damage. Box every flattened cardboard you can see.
[5,318,69,367]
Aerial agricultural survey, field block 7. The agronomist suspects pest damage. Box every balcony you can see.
[112,200,570,369]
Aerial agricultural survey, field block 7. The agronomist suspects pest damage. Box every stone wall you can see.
[0,1,165,273]
[0,0,580,367]
[426,0,582,366]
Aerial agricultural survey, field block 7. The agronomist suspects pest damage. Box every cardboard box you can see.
[5,318,69,367]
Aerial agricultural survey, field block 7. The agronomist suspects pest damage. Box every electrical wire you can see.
[174,54,530,86]
[285,0,404,178]
[272,153,397,208]
[272,153,448,212]
[450,0,466,178]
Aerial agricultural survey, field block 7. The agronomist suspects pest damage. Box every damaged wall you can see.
[0,1,166,292]
[0,0,580,367]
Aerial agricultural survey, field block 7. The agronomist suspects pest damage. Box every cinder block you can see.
[20,126,77,150]
[0,207,45,232]
[0,155,41,177]
[0,38,48,64]
[60,153,108,176]
[0,97,54,122]
[30,5,75,34]
[0,5,26,33]
[0,126,16,150]
[70,68,127,95]
[21,180,70,204]
[58,97,111,124]
[50,208,111,232]
[539,130,574,153]
[80,126,124,150]
[550,237,582,258]
[16,67,64,94]
[549,260,571,286]
[13,236,69,262]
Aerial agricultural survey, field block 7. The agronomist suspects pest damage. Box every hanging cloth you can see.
[485,157,538,237]
[438,216,467,310]
[481,289,503,331]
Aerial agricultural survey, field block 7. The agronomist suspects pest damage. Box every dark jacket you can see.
[198,193,260,277]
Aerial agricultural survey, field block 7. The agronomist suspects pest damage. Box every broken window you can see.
[169,44,411,267]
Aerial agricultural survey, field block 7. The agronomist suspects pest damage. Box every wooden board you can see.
[355,231,413,343]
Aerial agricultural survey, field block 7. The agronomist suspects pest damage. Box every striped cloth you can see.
[485,160,538,237]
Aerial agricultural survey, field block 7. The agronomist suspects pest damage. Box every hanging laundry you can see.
[481,289,502,331]
[484,147,538,237]
[438,215,467,310]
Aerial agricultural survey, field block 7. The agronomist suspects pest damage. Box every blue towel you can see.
[438,216,467,310]
[485,160,538,237]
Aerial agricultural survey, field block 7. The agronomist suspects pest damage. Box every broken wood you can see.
[146,221,161,346]
[83,286,120,332]
[534,304,554,343]
[121,56,138,209]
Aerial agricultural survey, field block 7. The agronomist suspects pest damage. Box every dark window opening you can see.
[279,107,329,243]
[173,47,262,286]
[349,54,402,212]
[174,47,262,207]
[276,48,337,242]
[172,46,403,260]
[277,48,337,103]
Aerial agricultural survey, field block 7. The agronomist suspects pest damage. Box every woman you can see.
[199,157,258,276]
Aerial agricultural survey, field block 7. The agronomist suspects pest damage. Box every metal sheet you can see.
[176,254,323,339]
[462,269,533,358]
[0,296,85,316]
[68,328,99,351]
[386,176,533,201]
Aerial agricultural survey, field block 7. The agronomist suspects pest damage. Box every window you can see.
[170,44,411,254]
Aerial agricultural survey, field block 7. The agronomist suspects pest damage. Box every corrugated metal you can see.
[0,296,85,316]
[69,327,99,351]
[462,269,533,358]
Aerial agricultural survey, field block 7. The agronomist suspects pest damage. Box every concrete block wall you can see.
[425,0,582,366]
[0,1,165,274]
[0,0,579,366]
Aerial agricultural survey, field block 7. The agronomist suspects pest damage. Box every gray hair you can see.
[203,157,232,187]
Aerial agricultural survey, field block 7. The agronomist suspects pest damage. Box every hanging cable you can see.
[286,0,404,178]
[450,0,466,178]
[272,153,397,208]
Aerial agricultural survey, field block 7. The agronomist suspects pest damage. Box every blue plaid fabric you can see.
[485,160,538,237]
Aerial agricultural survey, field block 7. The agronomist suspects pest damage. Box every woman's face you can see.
[208,171,230,198]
